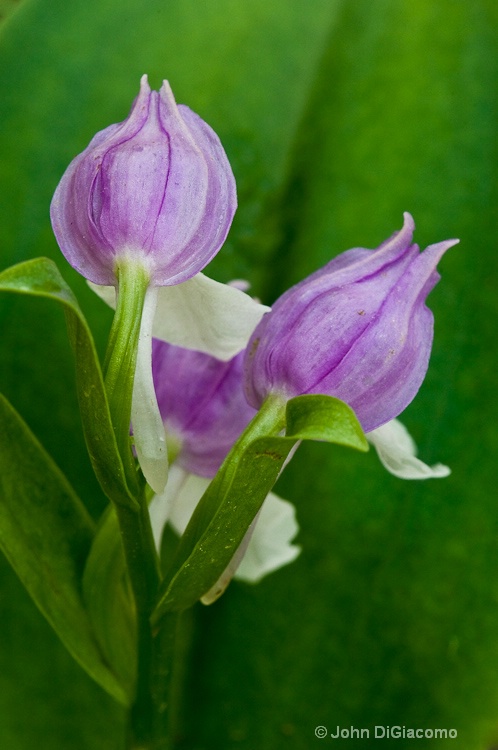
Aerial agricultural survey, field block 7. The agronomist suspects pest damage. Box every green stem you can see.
[238,392,287,444]
[104,259,150,493]
[104,263,287,746]
[116,484,160,749]
[150,611,182,749]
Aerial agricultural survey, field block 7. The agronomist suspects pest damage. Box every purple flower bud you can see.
[50,75,236,287]
[152,339,255,477]
[244,214,458,433]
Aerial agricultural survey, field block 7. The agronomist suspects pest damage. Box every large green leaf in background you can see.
[0,0,497,748]
[0,0,21,28]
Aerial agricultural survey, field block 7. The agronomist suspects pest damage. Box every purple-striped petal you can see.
[50,76,236,287]
[245,215,458,432]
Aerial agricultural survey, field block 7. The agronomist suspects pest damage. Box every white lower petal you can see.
[367,419,451,479]
[89,273,270,361]
[148,465,189,550]
[131,286,168,493]
[233,493,300,583]
[152,273,269,359]
[167,473,211,534]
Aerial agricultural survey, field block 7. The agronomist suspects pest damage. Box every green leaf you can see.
[0,258,137,510]
[153,435,297,618]
[286,394,369,450]
[0,0,25,30]
[82,508,136,702]
[153,396,367,618]
[0,393,128,705]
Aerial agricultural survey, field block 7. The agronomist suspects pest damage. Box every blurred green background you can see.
[1,0,497,748]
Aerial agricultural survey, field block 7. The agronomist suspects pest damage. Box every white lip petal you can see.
[130,285,168,493]
[89,272,270,361]
[367,419,451,480]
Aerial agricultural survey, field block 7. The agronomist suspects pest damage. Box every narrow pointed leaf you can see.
[0,258,137,509]
[152,435,297,618]
[0,394,128,704]
[153,396,367,618]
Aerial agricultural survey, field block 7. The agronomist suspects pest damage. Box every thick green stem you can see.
[237,392,287,445]
[120,508,187,750]
[102,259,163,747]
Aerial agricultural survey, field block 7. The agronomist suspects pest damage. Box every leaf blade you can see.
[286,394,369,451]
[0,393,128,704]
[154,395,367,617]
[153,435,297,618]
[0,257,137,510]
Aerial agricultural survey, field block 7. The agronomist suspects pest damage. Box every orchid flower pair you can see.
[50,76,456,591]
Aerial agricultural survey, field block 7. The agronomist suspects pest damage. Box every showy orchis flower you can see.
[50,75,236,287]
[51,76,269,493]
[245,213,458,434]
[148,340,300,597]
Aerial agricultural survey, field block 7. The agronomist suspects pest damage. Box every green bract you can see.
[153,394,368,619]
